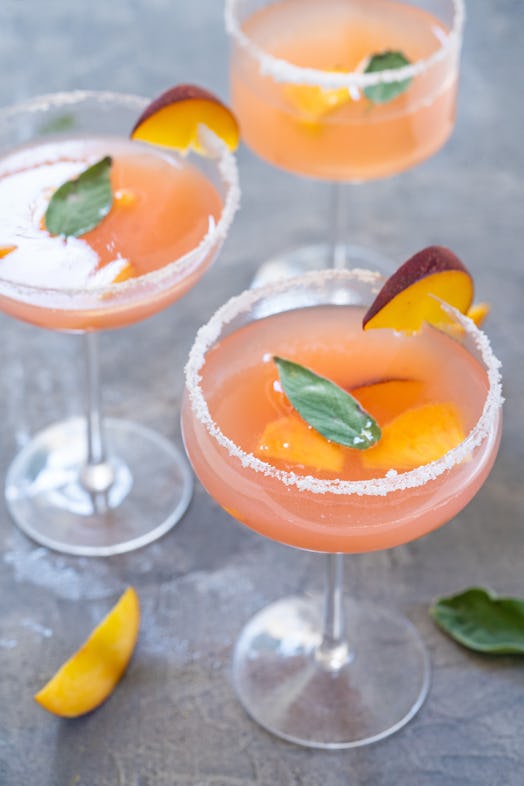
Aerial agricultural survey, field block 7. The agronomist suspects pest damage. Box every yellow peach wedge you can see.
[257,415,344,472]
[34,587,140,718]
[351,378,425,426]
[467,302,490,327]
[361,402,465,472]
[284,60,367,121]
[131,84,239,155]
[363,246,474,333]
[284,83,351,121]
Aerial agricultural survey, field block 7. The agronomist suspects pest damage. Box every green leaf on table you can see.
[273,356,381,450]
[364,51,412,105]
[431,587,524,654]
[44,156,113,238]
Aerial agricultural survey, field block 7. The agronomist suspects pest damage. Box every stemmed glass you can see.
[0,91,239,556]
[182,269,502,748]
[226,0,465,282]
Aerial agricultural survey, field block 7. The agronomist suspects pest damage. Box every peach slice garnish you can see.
[256,415,344,472]
[0,244,17,259]
[467,302,490,327]
[363,246,474,333]
[351,379,425,426]
[130,84,239,155]
[361,402,465,472]
[34,587,140,718]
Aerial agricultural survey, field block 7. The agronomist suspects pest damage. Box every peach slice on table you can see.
[361,402,465,472]
[256,414,344,473]
[363,246,474,333]
[351,379,425,426]
[34,587,140,718]
[131,84,239,155]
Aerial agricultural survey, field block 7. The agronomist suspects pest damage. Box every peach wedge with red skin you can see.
[34,587,140,718]
[131,84,239,155]
[363,246,474,332]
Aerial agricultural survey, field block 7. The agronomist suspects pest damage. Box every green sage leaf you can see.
[431,587,524,654]
[45,156,113,237]
[364,51,412,105]
[39,113,76,136]
[274,356,381,450]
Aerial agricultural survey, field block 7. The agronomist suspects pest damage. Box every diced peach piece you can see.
[114,188,137,207]
[0,244,17,258]
[131,84,239,155]
[34,587,140,718]
[361,402,465,472]
[351,379,425,425]
[467,302,490,327]
[256,415,344,472]
[284,83,351,120]
[363,246,474,333]
[112,262,137,284]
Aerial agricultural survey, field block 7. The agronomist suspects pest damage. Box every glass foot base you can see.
[233,595,430,749]
[5,417,193,556]
[250,243,392,288]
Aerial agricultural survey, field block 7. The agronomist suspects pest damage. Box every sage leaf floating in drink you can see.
[44,156,113,238]
[431,587,524,654]
[273,356,381,450]
[364,51,412,105]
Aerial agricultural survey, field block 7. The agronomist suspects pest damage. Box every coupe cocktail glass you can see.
[0,91,239,556]
[226,0,465,281]
[182,269,502,748]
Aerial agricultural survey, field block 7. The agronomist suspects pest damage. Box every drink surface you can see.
[0,136,222,330]
[182,304,500,552]
[231,0,458,180]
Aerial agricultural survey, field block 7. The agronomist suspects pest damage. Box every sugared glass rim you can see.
[0,90,240,299]
[185,268,502,497]
[225,0,465,89]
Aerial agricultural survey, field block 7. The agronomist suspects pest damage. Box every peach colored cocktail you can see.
[228,0,463,181]
[0,135,229,331]
[0,90,239,556]
[182,267,502,749]
[184,299,500,553]
[226,0,464,283]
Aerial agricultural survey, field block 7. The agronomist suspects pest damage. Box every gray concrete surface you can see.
[0,1,522,784]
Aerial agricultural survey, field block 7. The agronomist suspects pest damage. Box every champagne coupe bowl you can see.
[0,91,239,556]
[226,0,465,282]
[182,269,502,748]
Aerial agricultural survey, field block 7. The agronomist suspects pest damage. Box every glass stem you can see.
[80,332,115,497]
[329,181,347,270]
[316,553,351,670]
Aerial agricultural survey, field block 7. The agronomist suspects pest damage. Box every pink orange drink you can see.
[0,133,234,332]
[0,90,239,556]
[184,296,500,553]
[227,0,464,181]
[226,0,465,283]
[182,268,502,748]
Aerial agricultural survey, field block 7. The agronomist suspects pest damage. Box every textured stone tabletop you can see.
[0,1,522,784]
